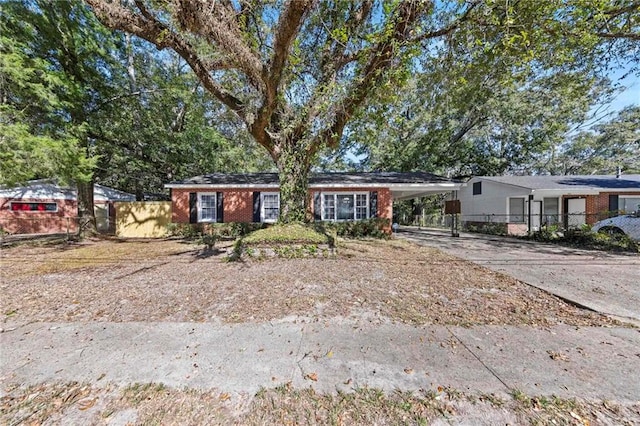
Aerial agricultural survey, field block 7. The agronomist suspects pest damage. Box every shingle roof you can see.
[480,175,640,191]
[167,171,458,187]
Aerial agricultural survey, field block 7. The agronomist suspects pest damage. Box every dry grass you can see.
[2,382,639,425]
[0,238,620,326]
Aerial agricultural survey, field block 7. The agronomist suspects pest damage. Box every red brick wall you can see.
[171,187,393,226]
[225,190,256,222]
[0,198,77,234]
[171,189,190,223]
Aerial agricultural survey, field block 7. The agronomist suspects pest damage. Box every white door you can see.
[567,198,586,229]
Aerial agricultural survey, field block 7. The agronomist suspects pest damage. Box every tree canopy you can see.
[86,0,640,222]
[1,0,269,227]
[2,1,639,225]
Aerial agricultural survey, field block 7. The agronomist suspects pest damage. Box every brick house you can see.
[458,174,640,235]
[0,180,135,235]
[165,172,462,230]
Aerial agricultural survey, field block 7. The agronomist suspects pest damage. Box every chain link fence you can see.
[409,213,449,229]
[459,212,640,238]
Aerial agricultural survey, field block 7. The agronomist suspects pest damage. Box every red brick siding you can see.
[171,189,191,223]
[586,195,598,224]
[0,197,77,234]
[225,190,254,222]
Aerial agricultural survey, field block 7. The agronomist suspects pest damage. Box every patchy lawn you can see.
[0,237,620,327]
[2,381,639,426]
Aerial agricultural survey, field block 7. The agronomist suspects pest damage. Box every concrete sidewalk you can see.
[2,321,639,402]
[397,227,640,325]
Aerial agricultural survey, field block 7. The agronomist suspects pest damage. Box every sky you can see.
[604,70,639,115]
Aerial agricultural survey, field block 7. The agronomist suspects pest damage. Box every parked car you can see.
[591,213,640,241]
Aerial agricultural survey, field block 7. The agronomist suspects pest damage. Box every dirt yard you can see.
[0,237,619,327]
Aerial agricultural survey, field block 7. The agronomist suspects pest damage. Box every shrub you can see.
[243,223,330,245]
[314,218,390,239]
[165,223,203,239]
[523,226,638,253]
[166,222,267,239]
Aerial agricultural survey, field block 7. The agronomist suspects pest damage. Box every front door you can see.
[567,198,586,229]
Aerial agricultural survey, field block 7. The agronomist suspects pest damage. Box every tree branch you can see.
[318,0,424,150]
[85,0,247,120]
[172,0,265,90]
[411,1,480,43]
[596,31,640,41]
[252,0,313,150]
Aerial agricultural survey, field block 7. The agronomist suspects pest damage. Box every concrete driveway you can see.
[398,227,640,325]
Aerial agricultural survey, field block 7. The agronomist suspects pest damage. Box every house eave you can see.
[165,182,464,191]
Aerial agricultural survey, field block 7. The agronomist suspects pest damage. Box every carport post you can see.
[448,190,460,237]
[528,194,534,235]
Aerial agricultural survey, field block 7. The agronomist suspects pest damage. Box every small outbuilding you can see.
[0,180,135,235]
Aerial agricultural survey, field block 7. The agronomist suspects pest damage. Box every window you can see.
[197,193,217,222]
[619,196,640,213]
[322,193,369,221]
[10,202,57,212]
[543,197,559,224]
[473,181,482,195]
[509,198,525,223]
[355,194,368,220]
[261,192,279,222]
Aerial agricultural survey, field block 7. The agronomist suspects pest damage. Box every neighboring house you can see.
[0,180,135,235]
[459,174,640,235]
[165,172,462,231]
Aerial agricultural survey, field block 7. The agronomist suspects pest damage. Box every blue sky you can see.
[607,70,639,113]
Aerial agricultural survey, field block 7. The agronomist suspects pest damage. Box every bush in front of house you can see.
[165,223,204,239]
[314,218,390,239]
[524,225,639,253]
[463,222,507,236]
[165,222,267,239]
[242,223,330,245]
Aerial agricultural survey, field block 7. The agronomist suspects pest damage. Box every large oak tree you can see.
[86,0,640,223]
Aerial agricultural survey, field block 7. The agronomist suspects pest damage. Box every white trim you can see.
[197,192,217,223]
[321,191,369,222]
[165,182,463,190]
[166,183,280,189]
[260,192,280,223]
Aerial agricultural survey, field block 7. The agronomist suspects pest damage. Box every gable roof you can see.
[0,180,135,201]
[478,175,640,192]
[166,171,459,188]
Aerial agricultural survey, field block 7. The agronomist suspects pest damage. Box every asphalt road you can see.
[398,227,640,325]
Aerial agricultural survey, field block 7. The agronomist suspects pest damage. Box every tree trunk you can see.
[276,141,311,223]
[77,180,97,235]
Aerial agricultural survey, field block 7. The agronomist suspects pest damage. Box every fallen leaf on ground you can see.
[77,398,97,411]
[547,350,570,361]
[305,372,318,381]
